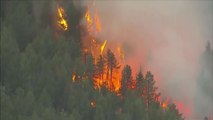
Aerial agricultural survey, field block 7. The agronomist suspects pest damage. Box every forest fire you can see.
[81,6,192,118]
[57,6,68,31]
[2,1,212,120]
[80,5,123,92]
[60,0,159,99]
[55,2,191,118]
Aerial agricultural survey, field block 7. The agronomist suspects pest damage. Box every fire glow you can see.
[100,40,107,55]
[84,7,102,34]
[55,3,191,118]
[85,8,93,31]
[57,6,68,31]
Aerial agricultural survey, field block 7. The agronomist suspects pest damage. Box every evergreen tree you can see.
[136,70,144,96]
[123,90,146,120]
[86,53,95,82]
[106,49,120,90]
[121,65,133,95]
[96,55,105,81]
[163,104,184,120]
[144,71,160,120]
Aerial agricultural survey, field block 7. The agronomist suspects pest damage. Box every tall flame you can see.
[100,40,107,55]
[57,6,68,31]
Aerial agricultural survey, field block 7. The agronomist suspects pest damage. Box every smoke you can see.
[84,1,213,120]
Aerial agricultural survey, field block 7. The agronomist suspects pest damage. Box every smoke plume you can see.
[83,1,213,120]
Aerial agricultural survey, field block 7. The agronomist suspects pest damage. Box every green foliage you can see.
[4,0,36,51]
[122,90,146,120]
[30,112,40,120]
[38,89,52,108]
[144,71,160,104]
[163,104,184,120]
[1,25,21,91]
[0,86,14,120]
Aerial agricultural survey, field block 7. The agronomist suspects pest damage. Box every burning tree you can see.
[106,49,121,91]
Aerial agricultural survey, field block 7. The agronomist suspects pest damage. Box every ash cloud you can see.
[84,1,213,120]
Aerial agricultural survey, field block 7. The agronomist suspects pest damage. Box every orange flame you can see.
[112,71,121,92]
[162,102,168,109]
[159,97,169,109]
[100,40,107,55]
[85,9,93,27]
[84,7,102,33]
[82,5,123,93]
[57,6,68,31]
[72,73,76,82]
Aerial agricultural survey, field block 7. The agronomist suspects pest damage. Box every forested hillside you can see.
[1,1,184,120]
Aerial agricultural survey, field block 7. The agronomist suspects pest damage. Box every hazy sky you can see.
[84,1,213,119]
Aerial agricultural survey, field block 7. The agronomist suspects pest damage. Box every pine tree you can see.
[136,71,144,96]
[121,65,133,95]
[145,71,160,103]
[106,49,120,90]
[96,55,105,81]
[144,71,160,120]
[86,53,95,82]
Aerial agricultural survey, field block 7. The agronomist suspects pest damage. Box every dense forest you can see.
[1,1,188,120]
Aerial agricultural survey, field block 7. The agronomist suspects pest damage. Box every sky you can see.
[83,1,213,119]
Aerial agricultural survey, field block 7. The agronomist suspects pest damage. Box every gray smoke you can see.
[84,1,213,120]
